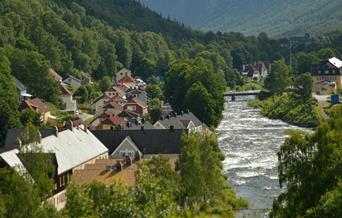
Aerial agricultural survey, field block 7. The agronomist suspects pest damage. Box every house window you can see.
[120,150,134,157]
[127,106,136,111]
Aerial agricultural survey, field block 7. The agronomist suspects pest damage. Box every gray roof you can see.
[64,75,81,83]
[2,125,108,175]
[156,112,203,129]
[3,128,56,152]
[126,121,156,130]
[92,129,185,155]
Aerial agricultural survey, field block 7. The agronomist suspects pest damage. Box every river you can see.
[217,96,308,218]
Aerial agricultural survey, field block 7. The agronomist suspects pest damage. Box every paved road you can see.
[79,113,94,122]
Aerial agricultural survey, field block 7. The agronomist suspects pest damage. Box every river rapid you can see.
[217,96,308,217]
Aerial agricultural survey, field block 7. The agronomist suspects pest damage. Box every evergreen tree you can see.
[0,50,20,146]
[264,59,291,95]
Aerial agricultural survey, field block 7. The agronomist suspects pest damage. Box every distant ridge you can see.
[140,0,342,37]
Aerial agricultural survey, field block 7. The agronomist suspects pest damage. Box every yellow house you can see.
[19,98,53,124]
[312,57,342,94]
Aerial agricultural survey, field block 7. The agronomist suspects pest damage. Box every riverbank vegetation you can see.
[271,107,342,218]
[249,61,321,127]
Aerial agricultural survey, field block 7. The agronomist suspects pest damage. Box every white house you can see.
[0,125,109,210]
[60,84,77,113]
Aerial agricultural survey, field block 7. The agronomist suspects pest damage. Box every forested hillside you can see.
[1,0,342,144]
[140,0,342,37]
[0,0,282,143]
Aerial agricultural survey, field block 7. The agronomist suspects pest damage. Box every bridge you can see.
[224,90,261,101]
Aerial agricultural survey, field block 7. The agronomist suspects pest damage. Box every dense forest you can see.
[140,0,342,37]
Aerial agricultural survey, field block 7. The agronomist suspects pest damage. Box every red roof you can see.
[113,85,129,93]
[102,116,127,126]
[130,97,146,108]
[103,102,123,111]
[22,98,50,113]
[118,75,135,84]
[110,95,124,101]
[98,110,115,119]
[72,119,86,127]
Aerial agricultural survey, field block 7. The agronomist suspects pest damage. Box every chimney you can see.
[83,124,88,133]
[38,131,42,142]
[170,125,174,132]
[67,120,73,131]
[15,137,22,149]
[53,126,58,137]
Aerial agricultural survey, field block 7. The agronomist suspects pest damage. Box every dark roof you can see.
[64,75,81,83]
[157,112,203,129]
[126,121,156,130]
[127,89,146,95]
[91,94,110,105]
[117,110,140,119]
[3,128,56,152]
[92,129,185,155]
[60,84,72,96]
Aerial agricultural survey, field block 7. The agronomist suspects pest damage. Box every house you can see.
[72,158,139,187]
[126,89,147,104]
[91,94,111,115]
[117,110,141,123]
[72,156,177,187]
[127,120,156,130]
[123,97,148,117]
[162,103,174,117]
[241,62,271,81]
[107,95,126,106]
[116,68,136,89]
[116,68,132,83]
[105,85,127,98]
[91,110,126,130]
[92,129,184,160]
[0,125,109,210]
[102,102,124,116]
[154,111,204,133]
[117,74,136,89]
[59,84,77,113]
[98,116,127,130]
[19,98,54,124]
[63,75,81,90]
[80,71,92,84]
[12,76,32,104]
[312,57,342,94]
[49,68,63,83]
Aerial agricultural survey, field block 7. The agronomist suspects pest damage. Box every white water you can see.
[217,96,307,215]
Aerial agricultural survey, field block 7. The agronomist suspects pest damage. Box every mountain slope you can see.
[140,0,342,37]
